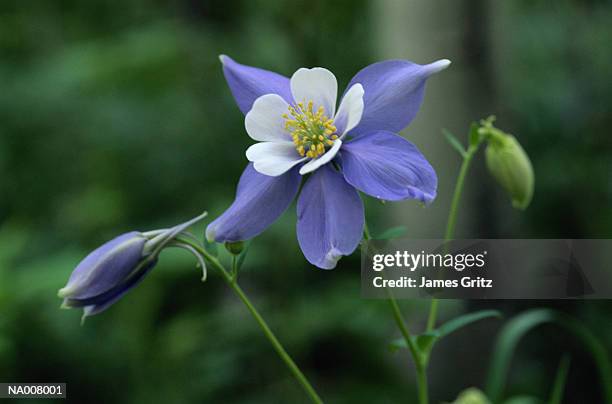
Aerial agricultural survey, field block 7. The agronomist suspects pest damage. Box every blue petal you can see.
[340,131,437,203]
[345,59,450,137]
[83,260,157,317]
[206,163,301,242]
[65,259,157,317]
[220,55,294,114]
[296,165,364,269]
[60,232,146,299]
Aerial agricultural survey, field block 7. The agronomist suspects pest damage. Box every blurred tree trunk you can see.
[370,0,496,401]
[371,0,496,237]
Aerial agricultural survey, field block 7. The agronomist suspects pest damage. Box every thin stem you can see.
[178,238,324,404]
[426,299,438,332]
[444,145,477,242]
[388,287,428,404]
[386,289,421,367]
[416,367,429,404]
[389,296,428,404]
[549,354,571,404]
[231,254,238,281]
[226,279,323,403]
[363,221,372,240]
[428,144,479,332]
[364,221,427,403]
[168,242,208,281]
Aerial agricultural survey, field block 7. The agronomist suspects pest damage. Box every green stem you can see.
[444,145,477,242]
[387,283,427,404]
[225,277,323,404]
[180,238,324,404]
[231,254,238,281]
[363,220,427,403]
[426,299,438,332]
[386,289,420,366]
[363,222,372,240]
[416,367,429,404]
[427,143,479,332]
[549,354,571,404]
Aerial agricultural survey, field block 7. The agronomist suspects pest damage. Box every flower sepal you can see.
[224,241,245,255]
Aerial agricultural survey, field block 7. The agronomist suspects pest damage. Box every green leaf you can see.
[549,354,571,404]
[389,310,501,364]
[436,310,502,338]
[485,309,612,404]
[388,338,405,353]
[443,128,467,157]
[376,226,407,240]
[203,237,218,257]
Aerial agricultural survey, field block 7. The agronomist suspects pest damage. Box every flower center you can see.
[283,101,338,158]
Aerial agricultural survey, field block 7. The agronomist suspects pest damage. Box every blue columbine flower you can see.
[59,213,207,319]
[207,56,449,269]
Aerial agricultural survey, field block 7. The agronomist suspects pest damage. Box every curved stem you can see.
[178,238,324,404]
[168,242,207,281]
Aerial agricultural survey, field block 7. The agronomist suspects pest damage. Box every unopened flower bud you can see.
[58,231,154,318]
[59,212,208,320]
[452,388,490,404]
[481,119,534,210]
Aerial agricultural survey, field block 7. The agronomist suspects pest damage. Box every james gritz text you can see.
[373,276,493,289]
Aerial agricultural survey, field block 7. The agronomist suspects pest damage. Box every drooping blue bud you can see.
[58,231,152,318]
[59,212,208,320]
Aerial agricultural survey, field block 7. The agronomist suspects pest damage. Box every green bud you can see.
[452,388,491,404]
[481,118,534,210]
[224,241,245,255]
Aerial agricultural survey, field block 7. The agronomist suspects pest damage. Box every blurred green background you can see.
[1,0,611,403]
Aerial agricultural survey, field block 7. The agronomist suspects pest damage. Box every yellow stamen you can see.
[284,99,337,159]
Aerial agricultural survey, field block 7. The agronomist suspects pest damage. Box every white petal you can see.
[246,142,306,176]
[290,67,338,117]
[245,94,291,142]
[299,139,343,175]
[334,83,364,137]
